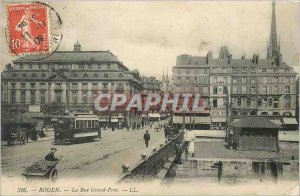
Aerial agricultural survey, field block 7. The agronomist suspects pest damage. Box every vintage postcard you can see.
[0,0,299,195]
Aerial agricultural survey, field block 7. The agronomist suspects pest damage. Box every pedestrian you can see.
[45,148,58,161]
[143,130,150,148]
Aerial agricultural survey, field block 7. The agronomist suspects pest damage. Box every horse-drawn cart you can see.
[22,157,63,181]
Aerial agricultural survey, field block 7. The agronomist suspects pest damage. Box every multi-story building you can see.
[171,1,298,130]
[172,54,211,129]
[1,42,143,124]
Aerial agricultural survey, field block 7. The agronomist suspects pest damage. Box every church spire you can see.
[267,0,281,60]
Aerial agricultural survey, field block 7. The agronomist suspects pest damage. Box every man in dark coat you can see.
[143,130,150,147]
[45,148,58,161]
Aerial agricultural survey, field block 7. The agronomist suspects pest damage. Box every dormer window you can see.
[83,74,88,78]
[93,73,98,78]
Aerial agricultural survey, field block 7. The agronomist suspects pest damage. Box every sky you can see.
[1,0,299,79]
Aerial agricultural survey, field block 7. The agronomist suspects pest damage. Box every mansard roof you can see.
[13,51,119,63]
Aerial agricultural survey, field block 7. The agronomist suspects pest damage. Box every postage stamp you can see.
[7,3,50,55]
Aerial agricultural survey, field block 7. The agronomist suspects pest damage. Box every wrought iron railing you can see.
[118,131,184,183]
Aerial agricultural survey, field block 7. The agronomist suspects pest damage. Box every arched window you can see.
[104,73,108,78]
[268,98,273,108]
[257,98,262,107]
[83,74,88,78]
[250,111,257,116]
[272,112,280,116]
[261,112,269,116]
[283,112,292,117]
[93,73,98,78]
[73,73,78,78]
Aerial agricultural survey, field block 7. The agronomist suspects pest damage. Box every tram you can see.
[53,113,100,144]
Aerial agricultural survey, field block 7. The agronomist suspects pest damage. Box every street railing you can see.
[118,131,184,183]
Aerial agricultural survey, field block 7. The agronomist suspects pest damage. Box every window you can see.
[262,77,267,83]
[32,73,36,77]
[186,69,190,74]
[286,77,290,83]
[41,73,46,77]
[251,86,256,94]
[82,92,88,104]
[233,78,237,83]
[273,77,279,83]
[268,98,273,108]
[233,68,238,73]
[88,64,92,69]
[223,86,228,94]
[83,74,88,78]
[203,86,209,94]
[213,77,217,83]
[247,98,251,107]
[242,67,246,72]
[204,69,208,74]
[213,99,217,108]
[29,64,32,69]
[31,90,35,104]
[103,83,108,89]
[55,83,62,89]
[40,83,45,89]
[241,98,247,107]
[242,86,246,94]
[257,98,262,107]
[231,98,238,107]
[98,65,101,69]
[104,73,108,78]
[93,73,98,78]
[262,86,267,94]
[262,69,267,73]
[273,86,279,94]
[222,68,227,73]
[232,86,237,93]
[11,83,16,88]
[72,92,78,104]
[55,91,62,103]
[274,98,279,108]
[20,64,23,69]
[119,73,123,78]
[177,77,181,82]
[242,77,247,83]
[274,69,278,73]
[92,83,98,89]
[11,91,16,103]
[21,90,26,103]
[177,69,181,74]
[186,77,190,82]
[30,83,36,88]
[107,64,111,69]
[40,91,45,104]
[285,96,290,108]
[237,98,241,107]
[12,73,17,77]
[213,86,218,94]
[22,73,27,77]
[72,83,78,89]
[251,68,256,72]
[223,77,227,84]
[286,86,290,94]
[79,64,84,69]
[82,83,88,90]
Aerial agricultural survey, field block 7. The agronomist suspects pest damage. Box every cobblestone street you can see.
[1,125,165,180]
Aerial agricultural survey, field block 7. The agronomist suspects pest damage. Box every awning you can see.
[111,119,118,122]
[193,117,211,124]
[98,119,107,122]
[270,119,283,126]
[148,113,160,118]
[233,119,241,124]
[282,118,298,125]
[211,118,226,123]
[173,116,183,123]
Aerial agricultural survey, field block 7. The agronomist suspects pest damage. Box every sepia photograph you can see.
[0,0,299,195]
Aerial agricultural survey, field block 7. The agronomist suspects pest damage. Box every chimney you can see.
[74,41,81,51]
[252,54,256,63]
[206,51,212,64]
[227,54,232,65]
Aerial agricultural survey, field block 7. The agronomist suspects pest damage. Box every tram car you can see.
[52,113,100,144]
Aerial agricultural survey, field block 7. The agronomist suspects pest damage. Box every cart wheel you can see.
[49,169,58,181]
